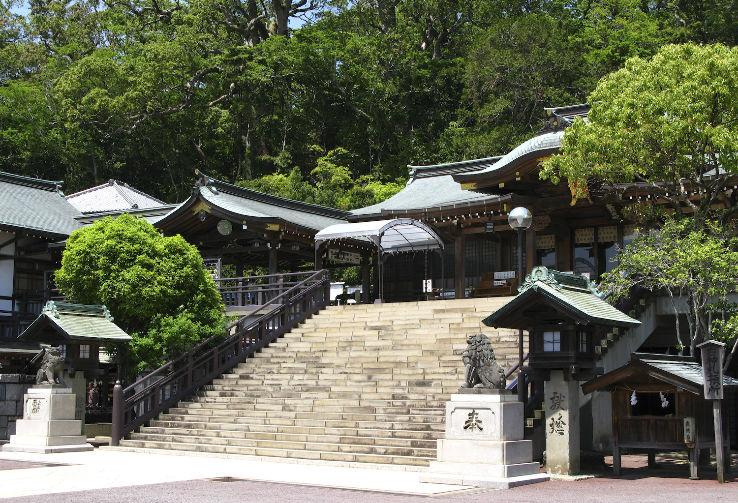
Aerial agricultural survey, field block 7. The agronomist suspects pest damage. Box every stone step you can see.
[187,396,449,408]
[158,413,446,431]
[164,408,445,424]
[148,420,441,440]
[128,298,522,466]
[178,402,446,415]
[135,427,438,449]
[116,440,433,466]
[126,432,438,458]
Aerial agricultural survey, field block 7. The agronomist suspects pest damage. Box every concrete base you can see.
[422,392,548,489]
[1,442,93,453]
[422,470,549,489]
[1,385,92,454]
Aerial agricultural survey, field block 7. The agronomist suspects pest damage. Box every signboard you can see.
[328,249,361,265]
[697,340,725,400]
[485,221,495,233]
[683,417,695,447]
[422,279,432,293]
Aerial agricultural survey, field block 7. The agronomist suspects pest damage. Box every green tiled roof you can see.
[483,266,640,329]
[0,171,82,238]
[19,302,132,343]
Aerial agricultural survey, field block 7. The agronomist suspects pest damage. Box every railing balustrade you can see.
[111,269,330,445]
[214,271,319,309]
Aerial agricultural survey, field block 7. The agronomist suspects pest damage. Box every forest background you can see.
[0,0,736,209]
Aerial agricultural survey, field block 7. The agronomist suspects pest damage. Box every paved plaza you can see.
[1,448,737,502]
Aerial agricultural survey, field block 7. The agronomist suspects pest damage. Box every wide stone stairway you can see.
[119,297,523,466]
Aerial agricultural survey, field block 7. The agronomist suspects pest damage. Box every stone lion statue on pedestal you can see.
[36,346,66,386]
[461,333,506,390]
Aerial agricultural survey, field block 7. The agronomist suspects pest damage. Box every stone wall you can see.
[0,374,35,441]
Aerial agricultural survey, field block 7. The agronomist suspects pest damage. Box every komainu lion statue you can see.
[461,333,506,389]
[36,346,66,386]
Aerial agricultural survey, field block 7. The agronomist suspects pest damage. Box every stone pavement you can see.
[1,448,738,502]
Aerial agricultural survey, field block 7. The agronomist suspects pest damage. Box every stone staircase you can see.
[118,297,523,466]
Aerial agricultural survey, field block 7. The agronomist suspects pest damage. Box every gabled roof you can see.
[582,353,738,396]
[350,161,506,220]
[66,179,166,213]
[483,266,641,329]
[18,301,132,344]
[0,171,82,238]
[156,172,350,233]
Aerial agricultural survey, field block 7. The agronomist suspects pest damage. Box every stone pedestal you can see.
[2,385,93,453]
[544,370,580,475]
[421,391,549,489]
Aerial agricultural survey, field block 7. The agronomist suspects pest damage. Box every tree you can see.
[54,214,225,374]
[541,43,738,223]
[601,218,738,358]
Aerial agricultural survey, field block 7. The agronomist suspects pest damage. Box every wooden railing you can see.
[214,271,318,310]
[110,269,330,445]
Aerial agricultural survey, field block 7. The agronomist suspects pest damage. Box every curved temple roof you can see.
[453,131,564,185]
[156,172,351,233]
[350,160,505,220]
[315,219,444,254]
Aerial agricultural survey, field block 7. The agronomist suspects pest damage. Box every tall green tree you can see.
[541,43,738,223]
[55,214,225,373]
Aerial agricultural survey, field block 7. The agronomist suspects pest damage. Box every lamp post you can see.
[508,206,532,404]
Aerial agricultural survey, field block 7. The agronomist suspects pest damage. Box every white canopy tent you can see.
[314,219,445,302]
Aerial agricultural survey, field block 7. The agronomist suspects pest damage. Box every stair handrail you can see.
[504,352,529,380]
[111,269,331,445]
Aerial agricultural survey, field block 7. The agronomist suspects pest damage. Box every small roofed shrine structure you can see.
[19,301,131,376]
[483,266,640,476]
[18,301,132,421]
[154,171,351,277]
[315,219,445,303]
[582,353,738,479]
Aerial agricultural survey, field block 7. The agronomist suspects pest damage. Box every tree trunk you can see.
[272,0,290,36]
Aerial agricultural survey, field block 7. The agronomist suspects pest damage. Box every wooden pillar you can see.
[361,254,370,304]
[268,243,278,275]
[372,253,380,303]
[454,234,465,299]
[525,227,536,277]
[556,226,572,272]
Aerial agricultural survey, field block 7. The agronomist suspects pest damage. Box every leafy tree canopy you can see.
[541,43,738,222]
[54,214,225,374]
[602,218,738,358]
[0,1,736,205]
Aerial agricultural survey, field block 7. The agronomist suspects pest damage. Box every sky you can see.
[10,1,29,16]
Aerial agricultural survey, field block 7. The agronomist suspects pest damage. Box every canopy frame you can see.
[314,219,445,302]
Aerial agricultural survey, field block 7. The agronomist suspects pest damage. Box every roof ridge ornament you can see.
[518,266,562,293]
[42,300,60,319]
